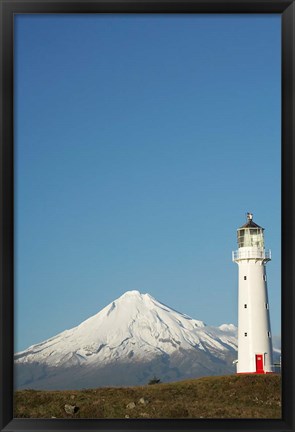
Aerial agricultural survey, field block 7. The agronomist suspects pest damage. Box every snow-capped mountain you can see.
[15,290,239,389]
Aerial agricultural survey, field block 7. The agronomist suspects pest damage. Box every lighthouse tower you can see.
[232,213,274,374]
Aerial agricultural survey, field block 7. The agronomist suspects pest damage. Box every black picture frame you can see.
[0,0,294,431]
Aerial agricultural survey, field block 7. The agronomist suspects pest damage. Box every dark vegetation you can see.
[14,374,281,419]
[148,376,161,385]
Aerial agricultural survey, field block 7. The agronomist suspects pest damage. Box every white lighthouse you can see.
[232,213,274,374]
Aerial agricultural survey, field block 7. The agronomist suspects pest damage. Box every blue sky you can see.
[14,14,281,352]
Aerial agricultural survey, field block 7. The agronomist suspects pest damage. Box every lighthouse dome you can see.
[240,219,262,229]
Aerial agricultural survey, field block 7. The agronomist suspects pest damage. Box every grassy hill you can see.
[14,374,281,419]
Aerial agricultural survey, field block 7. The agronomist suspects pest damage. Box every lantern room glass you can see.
[237,228,264,248]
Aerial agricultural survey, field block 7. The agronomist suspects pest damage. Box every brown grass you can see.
[14,374,281,419]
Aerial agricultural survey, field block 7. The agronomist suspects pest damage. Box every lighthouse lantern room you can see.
[232,213,274,374]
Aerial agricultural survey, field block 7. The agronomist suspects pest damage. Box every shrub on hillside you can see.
[148,376,161,385]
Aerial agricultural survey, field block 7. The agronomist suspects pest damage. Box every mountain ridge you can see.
[14,290,278,390]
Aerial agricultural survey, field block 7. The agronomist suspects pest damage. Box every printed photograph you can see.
[14,13,281,419]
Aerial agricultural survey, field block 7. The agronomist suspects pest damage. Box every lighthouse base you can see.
[236,353,274,374]
[236,371,275,375]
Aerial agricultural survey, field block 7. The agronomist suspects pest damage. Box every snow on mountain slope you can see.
[15,291,235,366]
[15,290,239,389]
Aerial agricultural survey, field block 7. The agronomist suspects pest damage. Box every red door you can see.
[255,354,264,373]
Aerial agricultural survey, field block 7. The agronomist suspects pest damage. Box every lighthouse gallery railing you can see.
[232,249,271,261]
